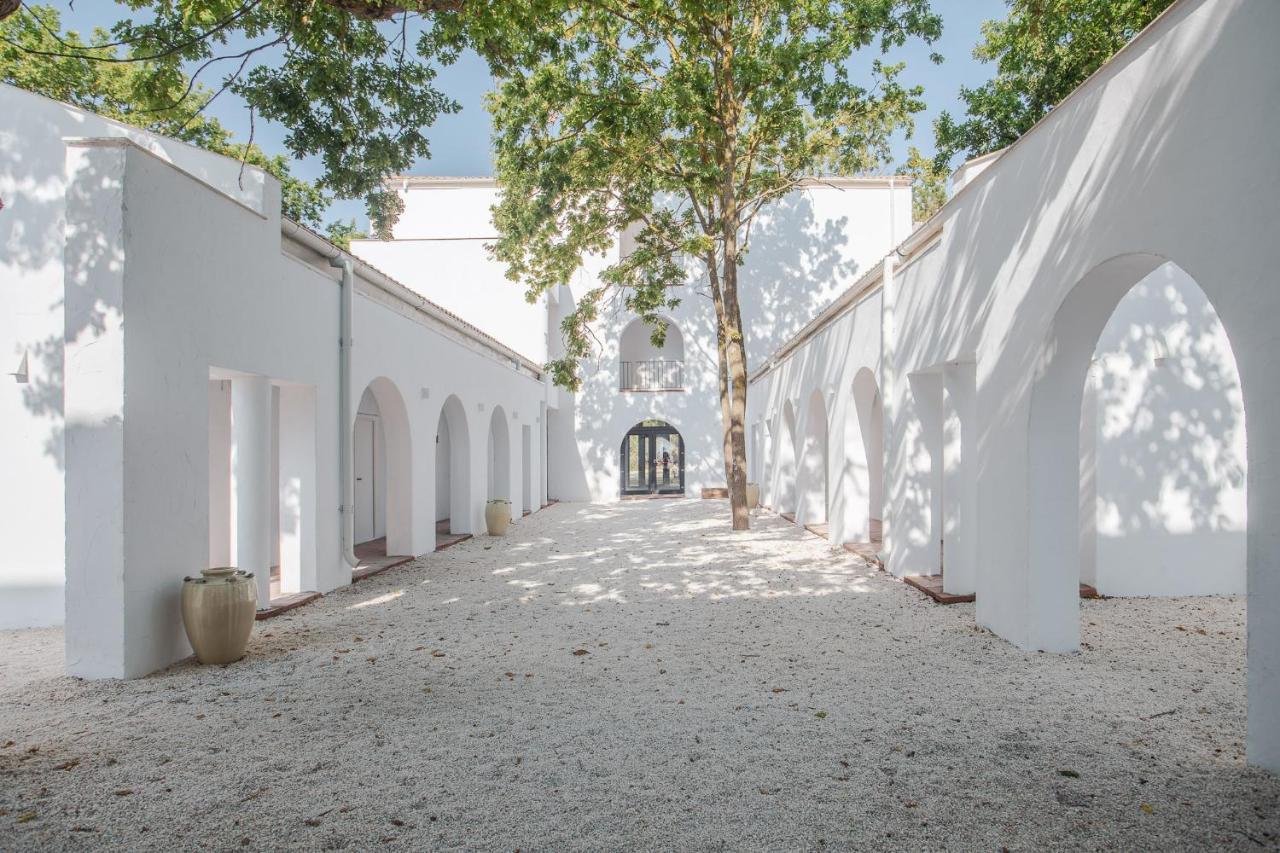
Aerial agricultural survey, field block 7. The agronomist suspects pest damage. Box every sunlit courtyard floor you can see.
[2,500,1278,850]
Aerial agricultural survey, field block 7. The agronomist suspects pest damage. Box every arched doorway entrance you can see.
[436,394,472,536]
[352,377,412,562]
[796,389,828,527]
[620,420,684,496]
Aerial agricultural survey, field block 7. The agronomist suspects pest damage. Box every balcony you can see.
[620,359,684,392]
[619,316,686,392]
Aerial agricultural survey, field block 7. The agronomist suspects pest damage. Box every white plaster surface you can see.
[1,500,1276,850]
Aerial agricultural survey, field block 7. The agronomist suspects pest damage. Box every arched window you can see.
[619,317,685,391]
[620,420,685,496]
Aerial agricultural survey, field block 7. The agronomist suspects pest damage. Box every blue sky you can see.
[53,1,1008,228]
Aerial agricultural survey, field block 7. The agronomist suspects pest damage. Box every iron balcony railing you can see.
[620,359,684,391]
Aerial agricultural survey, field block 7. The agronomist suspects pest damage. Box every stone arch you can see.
[488,405,513,513]
[774,399,799,518]
[619,315,686,391]
[796,388,828,526]
[436,394,472,535]
[1024,253,1271,762]
[846,367,884,544]
[353,376,413,557]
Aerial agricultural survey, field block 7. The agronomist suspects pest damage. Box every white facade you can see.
[2,0,1277,774]
[358,176,911,503]
[748,0,1280,770]
[1,86,549,677]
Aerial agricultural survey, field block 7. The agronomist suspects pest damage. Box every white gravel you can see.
[2,499,1277,851]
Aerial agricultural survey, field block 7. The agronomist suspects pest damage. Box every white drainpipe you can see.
[330,256,361,569]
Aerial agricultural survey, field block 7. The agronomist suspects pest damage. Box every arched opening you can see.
[618,316,686,391]
[521,424,534,517]
[436,395,472,537]
[796,389,828,529]
[620,419,684,496]
[775,400,799,520]
[847,367,884,546]
[1028,253,1248,645]
[906,372,944,575]
[352,377,413,564]
[488,406,513,522]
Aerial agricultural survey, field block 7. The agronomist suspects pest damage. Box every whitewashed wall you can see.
[1082,263,1246,597]
[553,181,908,503]
[0,85,276,630]
[749,0,1280,770]
[2,95,549,675]
[357,177,908,505]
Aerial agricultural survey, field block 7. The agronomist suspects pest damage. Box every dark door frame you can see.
[620,422,685,496]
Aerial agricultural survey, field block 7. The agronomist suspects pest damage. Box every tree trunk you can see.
[719,257,751,531]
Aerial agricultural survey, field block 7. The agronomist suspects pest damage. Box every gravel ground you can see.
[2,500,1277,851]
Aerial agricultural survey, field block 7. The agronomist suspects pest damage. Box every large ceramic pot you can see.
[181,567,256,665]
[746,482,760,510]
[485,499,512,536]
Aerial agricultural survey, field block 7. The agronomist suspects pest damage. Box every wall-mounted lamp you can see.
[420,387,430,400]
[477,402,486,412]
[1151,335,1171,368]
[9,350,28,384]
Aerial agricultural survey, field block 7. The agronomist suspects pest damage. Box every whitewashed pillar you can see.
[232,375,273,606]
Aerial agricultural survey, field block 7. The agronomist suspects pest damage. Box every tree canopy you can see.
[451,0,940,527]
[1,1,464,233]
[463,0,940,389]
[933,0,1176,168]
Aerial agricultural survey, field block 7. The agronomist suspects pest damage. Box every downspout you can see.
[330,256,361,569]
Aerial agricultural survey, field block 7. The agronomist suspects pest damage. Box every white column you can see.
[879,255,898,565]
[208,380,233,566]
[232,375,273,606]
[278,385,316,594]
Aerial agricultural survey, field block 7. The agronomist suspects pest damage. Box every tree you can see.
[2,4,330,224]
[900,145,947,223]
[453,1,940,530]
[325,217,368,249]
[0,1,464,228]
[933,0,1176,167]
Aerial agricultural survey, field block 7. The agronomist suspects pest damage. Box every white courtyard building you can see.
[351,175,911,503]
[0,0,1277,773]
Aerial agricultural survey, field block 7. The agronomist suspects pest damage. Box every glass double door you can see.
[621,422,684,496]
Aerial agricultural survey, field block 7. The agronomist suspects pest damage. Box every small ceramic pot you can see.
[181,567,256,665]
[485,500,512,536]
[746,482,760,510]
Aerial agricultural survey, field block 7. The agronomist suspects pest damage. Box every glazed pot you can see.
[181,567,257,665]
[746,482,760,510]
[485,499,512,536]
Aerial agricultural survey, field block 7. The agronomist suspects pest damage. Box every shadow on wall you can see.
[556,189,859,503]
[740,190,860,371]
[8,114,119,471]
[1083,262,1246,595]
[888,6,1241,567]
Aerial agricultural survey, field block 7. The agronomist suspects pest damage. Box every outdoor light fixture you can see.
[1151,335,1171,368]
[9,350,27,384]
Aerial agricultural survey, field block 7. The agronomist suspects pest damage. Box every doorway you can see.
[353,413,379,544]
[620,420,685,496]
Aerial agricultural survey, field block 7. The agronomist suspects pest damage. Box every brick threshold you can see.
[257,590,322,620]
[904,574,1102,605]
[351,556,414,584]
[903,574,975,605]
[436,532,472,551]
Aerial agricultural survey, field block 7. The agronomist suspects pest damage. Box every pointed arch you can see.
[436,394,472,535]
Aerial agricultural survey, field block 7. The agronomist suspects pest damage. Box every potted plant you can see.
[746,482,760,510]
[181,567,256,665]
[485,498,512,536]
